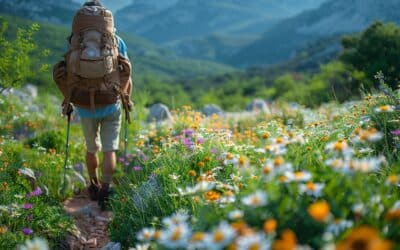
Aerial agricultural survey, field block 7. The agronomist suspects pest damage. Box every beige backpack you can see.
[53,4,132,114]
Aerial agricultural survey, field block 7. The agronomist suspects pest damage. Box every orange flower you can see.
[273,229,297,250]
[274,157,284,167]
[263,219,277,234]
[336,226,393,250]
[262,132,270,139]
[204,191,221,202]
[308,201,330,222]
[0,226,7,234]
[197,161,205,168]
[188,170,197,177]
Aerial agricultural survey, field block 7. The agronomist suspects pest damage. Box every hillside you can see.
[231,0,400,66]
[0,0,79,24]
[118,0,326,43]
[0,15,234,83]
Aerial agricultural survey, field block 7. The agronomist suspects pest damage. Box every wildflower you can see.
[228,210,244,220]
[284,170,312,182]
[22,227,34,235]
[162,211,189,227]
[204,191,221,202]
[23,203,33,210]
[299,182,325,197]
[236,233,272,250]
[325,158,350,173]
[349,157,385,172]
[129,243,150,250]
[133,166,143,171]
[189,232,207,249]
[352,127,383,142]
[26,187,43,197]
[169,174,180,181]
[0,225,7,234]
[158,223,191,249]
[137,228,155,242]
[391,129,400,136]
[205,222,236,250]
[323,219,353,238]
[325,140,353,156]
[385,175,399,186]
[375,105,395,113]
[272,230,297,250]
[19,238,49,250]
[241,191,267,207]
[308,201,330,222]
[263,219,277,234]
[336,226,393,250]
[386,201,400,221]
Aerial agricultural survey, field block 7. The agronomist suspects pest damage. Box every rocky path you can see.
[63,192,114,250]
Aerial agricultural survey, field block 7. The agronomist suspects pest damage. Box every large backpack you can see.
[53,4,132,113]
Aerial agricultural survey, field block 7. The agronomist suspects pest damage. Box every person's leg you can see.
[98,108,122,209]
[81,117,101,200]
[86,152,99,184]
[101,151,116,189]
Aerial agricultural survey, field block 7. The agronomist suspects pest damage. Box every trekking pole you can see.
[60,113,72,196]
[124,112,129,173]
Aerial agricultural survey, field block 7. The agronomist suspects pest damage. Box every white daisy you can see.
[241,191,267,207]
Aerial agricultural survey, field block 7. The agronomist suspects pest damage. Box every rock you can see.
[24,84,38,99]
[101,242,121,250]
[246,99,270,113]
[147,103,172,122]
[202,104,224,117]
[95,216,111,222]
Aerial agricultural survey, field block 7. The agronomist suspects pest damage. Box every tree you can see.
[341,21,400,90]
[0,19,47,93]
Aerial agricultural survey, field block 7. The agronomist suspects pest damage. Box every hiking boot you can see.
[87,182,100,201]
[98,187,111,211]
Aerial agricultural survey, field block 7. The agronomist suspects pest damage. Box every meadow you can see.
[0,80,399,249]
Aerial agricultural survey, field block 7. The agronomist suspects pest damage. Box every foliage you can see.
[109,91,400,249]
[341,21,400,90]
[0,18,48,93]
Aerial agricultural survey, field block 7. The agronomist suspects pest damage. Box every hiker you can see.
[53,0,133,210]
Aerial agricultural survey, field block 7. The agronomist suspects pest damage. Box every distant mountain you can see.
[231,0,400,67]
[0,0,80,24]
[71,0,132,13]
[117,0,326,43]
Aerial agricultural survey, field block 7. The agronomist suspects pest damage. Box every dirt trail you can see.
[63,191,113,250]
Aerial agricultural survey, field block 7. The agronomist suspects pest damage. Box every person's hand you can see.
[62,102,74,116]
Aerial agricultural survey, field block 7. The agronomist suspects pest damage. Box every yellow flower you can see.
[308,201,330,222]
[336,226,393,250]
[263,219,277,234]
[191,232,206,242]
[204,191,221,202]
[0,226,7,234]
[375,105,394,113]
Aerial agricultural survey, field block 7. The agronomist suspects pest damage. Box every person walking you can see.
[53,0,133,210]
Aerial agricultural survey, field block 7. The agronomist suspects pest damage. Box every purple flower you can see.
[26,187,43,198]
[197,137,205,145]
[391,129,400,136]
[22,227,33,235]
[182,129,194,137]
[118,157,126,163]
[23,203,33,210]
[211,148,218,154]
[182,138,195,149]
[73,163,84,173]
[133,166,143,171]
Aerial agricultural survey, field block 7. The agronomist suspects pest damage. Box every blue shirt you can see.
[77,36,129,119]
